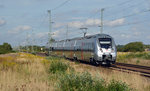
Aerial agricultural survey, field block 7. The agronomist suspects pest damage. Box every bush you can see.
[117,45,124,52]
[144,52,150,59]
[47,56,131,91]
[123,42,144,52]
[0,43,12,54]
[49,61,69,74]
[58,72,105,91]
[107,80,130,91]
[58,72,131,91]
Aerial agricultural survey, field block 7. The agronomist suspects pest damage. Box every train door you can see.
[74,40,77,59]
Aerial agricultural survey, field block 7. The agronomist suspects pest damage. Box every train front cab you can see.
[94,36,117,65]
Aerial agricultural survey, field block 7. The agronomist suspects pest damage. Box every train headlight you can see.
[111,48,114,53]
[100,48,103,52]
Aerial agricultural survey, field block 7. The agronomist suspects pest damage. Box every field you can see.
[117,52,150,66]
[0,53,150,91]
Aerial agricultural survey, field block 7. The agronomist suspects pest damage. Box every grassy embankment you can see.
[0,53,150,91]
[0,53,51,91]
[117,52,150,66]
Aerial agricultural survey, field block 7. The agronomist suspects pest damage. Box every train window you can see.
[99,38,112,49]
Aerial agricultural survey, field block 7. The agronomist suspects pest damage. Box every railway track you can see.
[36,52,150,78]
[111,62,150,78]
[36,52,47,57]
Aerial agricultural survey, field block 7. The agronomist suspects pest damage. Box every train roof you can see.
[54,33,112,43]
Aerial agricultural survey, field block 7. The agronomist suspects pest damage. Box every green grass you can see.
[46,56,62,61]
[117,52,150,62]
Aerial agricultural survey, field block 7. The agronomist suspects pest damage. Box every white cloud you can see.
[0,19,6,26]
[49,28,70,41]
[34,30,66,41]
[67,19,100,28]
[8,25,32,34]
[53,29,66,38]
[121,34,130,38]
[130,26,142,36]
[51,18,126,40]
[53,19,100,29]
[85,19,100,27]
[85,19,95,25]
[68,18,125,28]
[133,31,141,36]
[54,18,125,29]
[53,22,66,28]
[33,29,66,41]
[68,21,84,28]
[147,36,150,39]
[105,18,125,27]
[71,17,85,20]
[52,30,61,38]
[36,32,48,38]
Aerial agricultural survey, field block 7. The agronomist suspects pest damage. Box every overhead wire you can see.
[52,0,135,26]
[82,0,137,29]
[100,0,150,33]
[52,0,72,10]
[104,0,145,18]
[104,0,134,10]
[86,10,100,19]
[45,0,72,40]
[106,9,150,23]
[49,0,149,39]
[105,19,150,29]
[83,0,134,21]
[78,0,150,37]
[50,0,72,20]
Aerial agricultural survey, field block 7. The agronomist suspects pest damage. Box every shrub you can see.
[47,56,131,91]
[49,61,69,74]
[58,72,131,91]
[144,52,150,60]
[58,72,105,91]
[136,60,140,64]
[0,43,13,54]
[117,45,124,52]
[107,80,131,91]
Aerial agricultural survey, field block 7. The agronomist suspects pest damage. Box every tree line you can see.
[117,42,150,52]
[19,45,46,53]
[0,42,149,54]
[0,43,13,54]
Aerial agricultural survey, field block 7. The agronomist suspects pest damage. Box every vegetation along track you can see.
[36,52,150,78]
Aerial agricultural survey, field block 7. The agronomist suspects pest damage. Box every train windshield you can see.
[99,38,112,49]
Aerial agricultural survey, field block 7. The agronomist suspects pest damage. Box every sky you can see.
[0,0,150,47]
